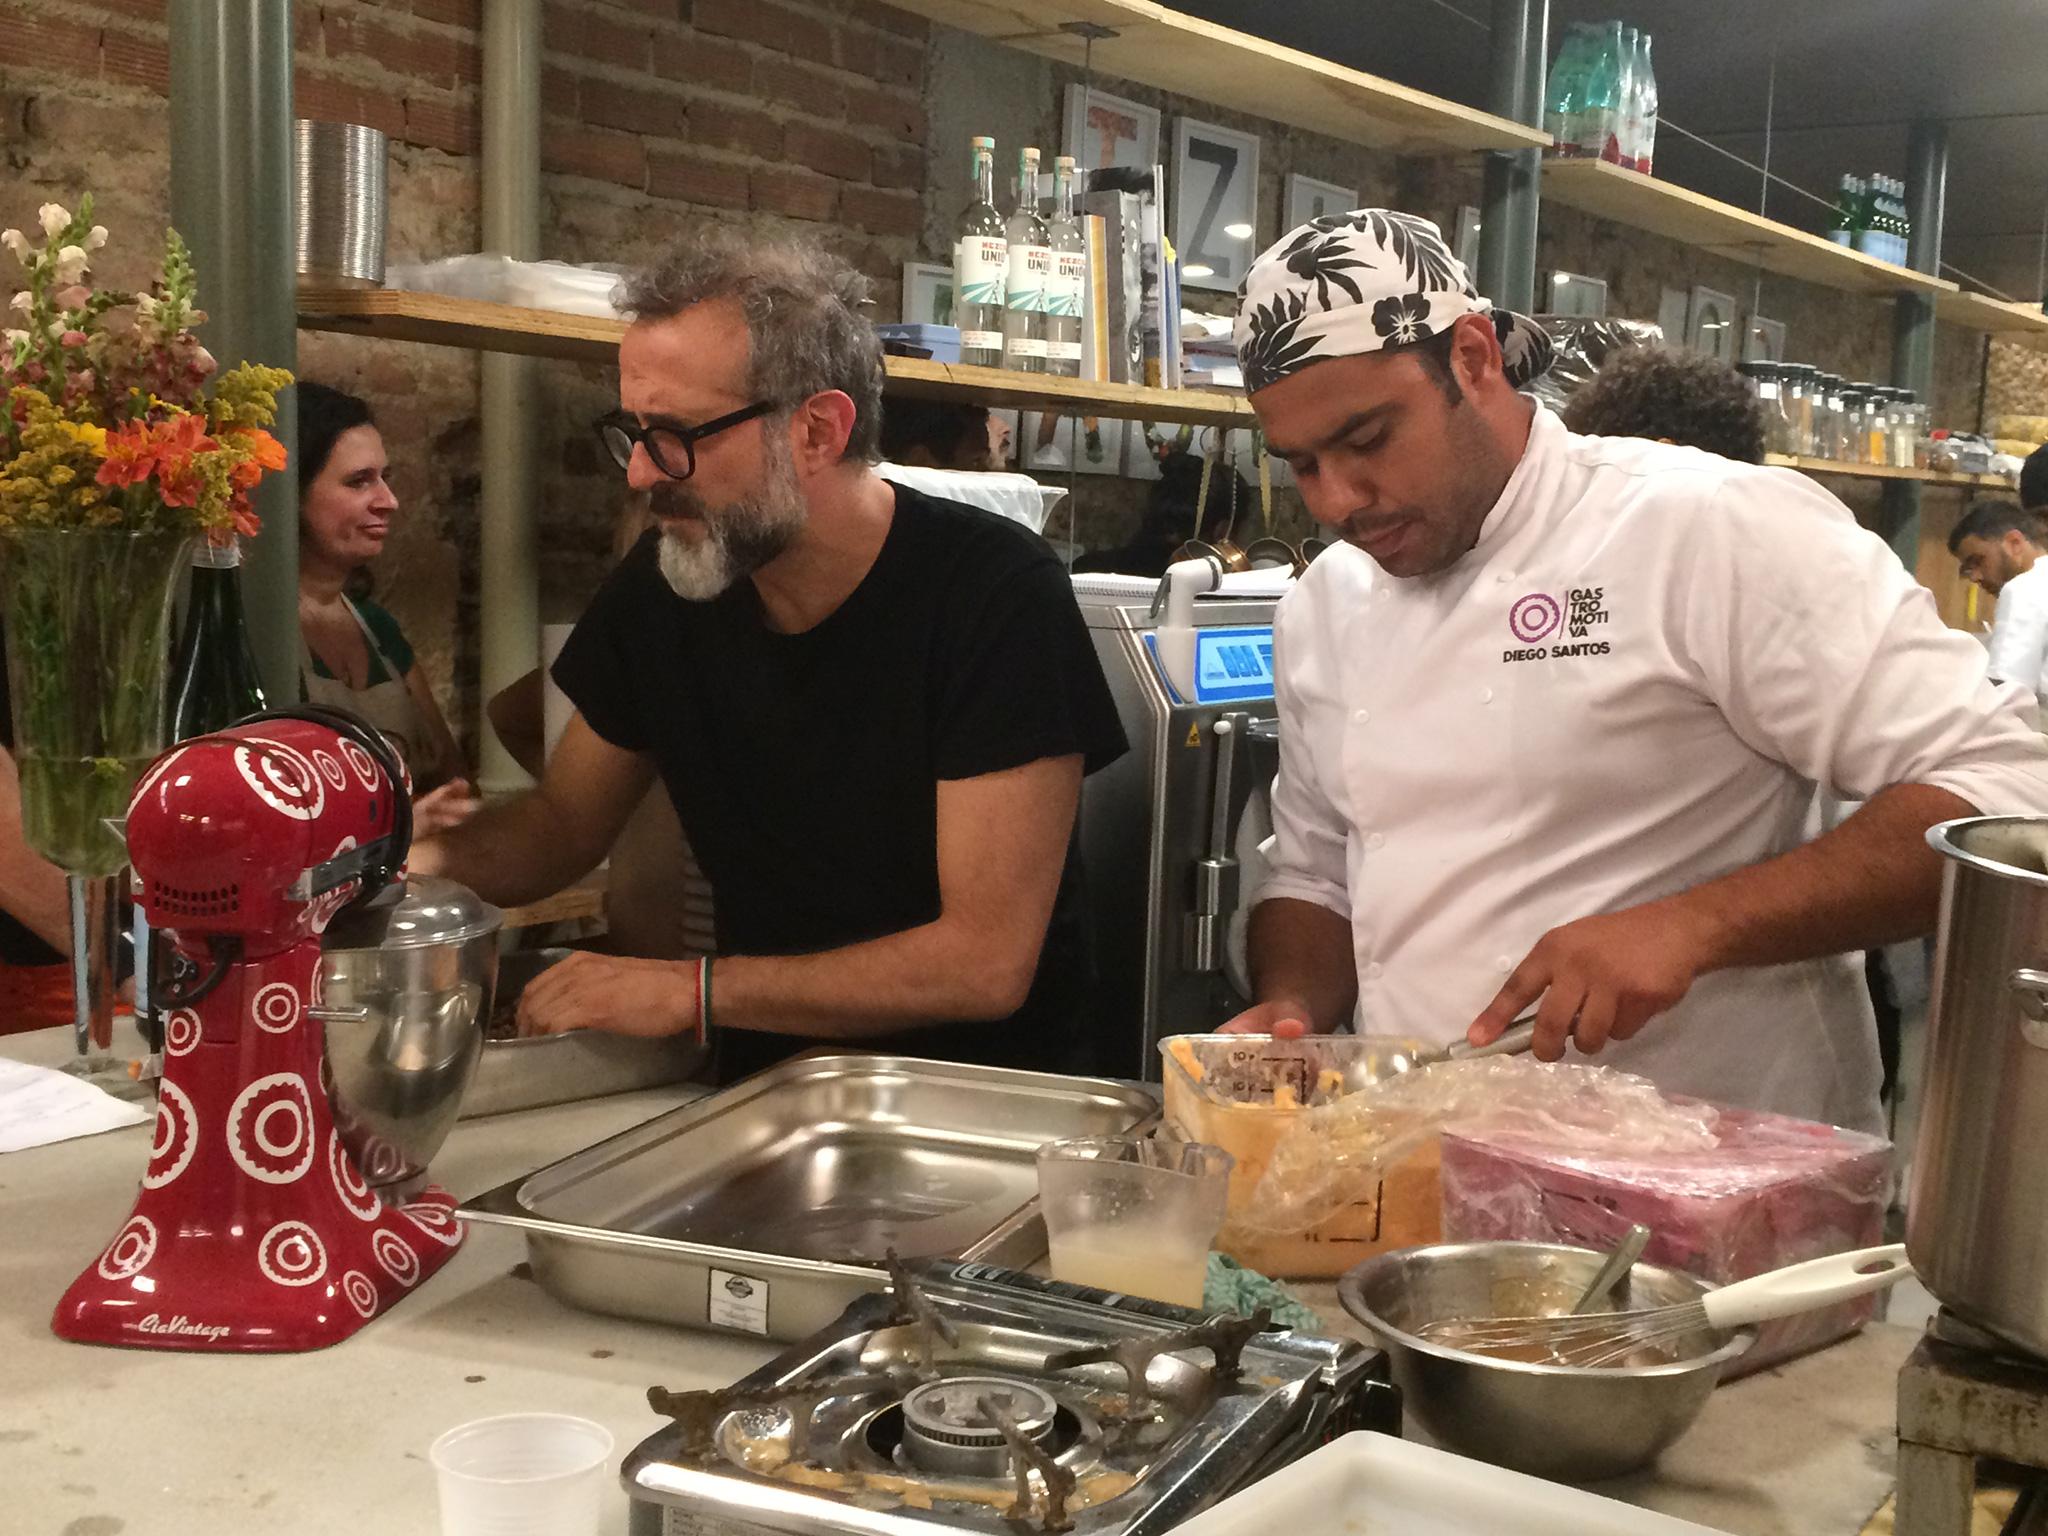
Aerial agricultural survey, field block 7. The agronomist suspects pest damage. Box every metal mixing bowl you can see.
[1338,1241,1754,1481]
[318,876,503,1193]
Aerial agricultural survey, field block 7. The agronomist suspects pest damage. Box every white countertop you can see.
[1,1027,1913,1536]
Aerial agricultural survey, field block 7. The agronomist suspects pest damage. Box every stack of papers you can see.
[0,1056,150,1154]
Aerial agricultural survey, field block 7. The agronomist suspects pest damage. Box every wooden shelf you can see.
[1766,453,2010,490]
[876,0,1547,155]
[1542,158,1958,299]
[1934,289,2048,351]
[297,286,1254,427]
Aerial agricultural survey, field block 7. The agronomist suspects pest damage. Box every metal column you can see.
[169,0,299,699]
[1880,120,1949,568]
[1476,0,1547,317]
[478,0,544,794]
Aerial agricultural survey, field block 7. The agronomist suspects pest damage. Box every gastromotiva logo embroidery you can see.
[1505,586,1612,663]
[1508,592,1561,644]
[128,1312,232,1341]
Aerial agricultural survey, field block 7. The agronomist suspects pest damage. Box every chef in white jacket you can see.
[1223,209,2048,1134]
[1949,499,2048,695]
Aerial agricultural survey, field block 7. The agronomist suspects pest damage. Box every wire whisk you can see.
[1415,1244,1912,1370]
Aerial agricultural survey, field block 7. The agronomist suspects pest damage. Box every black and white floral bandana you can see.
[1233,208,1554,394]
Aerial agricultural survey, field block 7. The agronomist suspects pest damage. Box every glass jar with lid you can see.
[1737,361,1795,457]
[1780,364,1816,457]
[1856,386,1888,465]
[1811,373,1842,460]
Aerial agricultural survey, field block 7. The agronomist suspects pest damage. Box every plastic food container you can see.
[1158,1033,1443,1278]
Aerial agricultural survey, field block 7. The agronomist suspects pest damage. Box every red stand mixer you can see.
[53,709,471,1352]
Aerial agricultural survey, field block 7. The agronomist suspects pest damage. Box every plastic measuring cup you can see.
[1037,1136,1235,1307]
[429,1412,614,1536]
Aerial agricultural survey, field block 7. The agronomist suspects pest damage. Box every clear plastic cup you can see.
[1037,1136,1234,1308]
[429,1412,614,1536]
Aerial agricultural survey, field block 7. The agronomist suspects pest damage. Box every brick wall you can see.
[0,0,2007,746]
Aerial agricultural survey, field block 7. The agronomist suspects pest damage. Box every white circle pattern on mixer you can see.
[372,1228,420,1287]
[257,1220,328,1287]
[340,738,382,791]
[313,749,349,790]
[164,1007,202,1056]
[328,1130,383,1222]
[226,1073,315,1184]
[233,741,324,821]
[252,981,302,1034]
[143,1080,198,1190]
[341,1269,379,1319]
[401,1202,463,1248]
[96,1215,157,1281]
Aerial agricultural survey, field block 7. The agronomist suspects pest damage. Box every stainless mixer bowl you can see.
[1339,1241,1754,1481]
[318,876,502,1193]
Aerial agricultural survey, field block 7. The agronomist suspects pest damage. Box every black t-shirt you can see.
[0,632,64,967]
[553,483,1128,1080]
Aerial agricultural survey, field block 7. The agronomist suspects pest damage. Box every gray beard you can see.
[654,447,806,601]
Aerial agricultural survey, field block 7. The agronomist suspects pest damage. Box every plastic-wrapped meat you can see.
[1440,1105,1891,1378]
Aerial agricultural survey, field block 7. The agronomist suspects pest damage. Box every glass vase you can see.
[0,526,195,876]
[0,526,194,1084]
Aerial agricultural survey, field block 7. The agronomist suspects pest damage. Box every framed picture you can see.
[1455,205,1482,275]
[1173,117,1260,293]
[1744,315,1787,362]
[901,261,952,326]
[1656,287,1689,348]
[1063,85,1160,174]
[1286,173,1356,230]
[1544,269,1608,318]
[1687,285,1738,362]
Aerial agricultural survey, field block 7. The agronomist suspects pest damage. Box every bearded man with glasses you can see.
[415,229,1127,1081]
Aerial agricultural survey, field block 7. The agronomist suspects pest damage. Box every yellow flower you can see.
[57,420,107,456]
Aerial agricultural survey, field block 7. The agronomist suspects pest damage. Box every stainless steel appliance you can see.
[462,1055,1158,1340]
[621,1259,1399,1536]
[1912,817,2048,1356]
[1074,564,1287,1078]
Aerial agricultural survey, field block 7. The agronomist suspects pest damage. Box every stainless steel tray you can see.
[461,1054,1159,1340]
[459,948,709,1119]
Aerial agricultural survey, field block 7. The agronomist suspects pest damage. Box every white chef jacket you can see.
[1983,560,2048,696]
[1257,408,2048,1134]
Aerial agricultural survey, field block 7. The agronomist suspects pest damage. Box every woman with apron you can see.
[295,383,475,833]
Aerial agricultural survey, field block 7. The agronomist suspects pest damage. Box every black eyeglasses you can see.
[595,402,776,481]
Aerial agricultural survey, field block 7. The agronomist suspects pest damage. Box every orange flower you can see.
[226,427,285,490]
[96,420,161,487]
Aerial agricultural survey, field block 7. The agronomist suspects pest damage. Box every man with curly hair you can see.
[1560,346,1766,464]
[1219,207,2048,1134]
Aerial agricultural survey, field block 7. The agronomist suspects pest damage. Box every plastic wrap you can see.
[1440,1106,1890,1377]
[1526,316,1666,412]
[383,254,624,317]
[1234,1056,1717,1236]
[1160,1034,1452,1278]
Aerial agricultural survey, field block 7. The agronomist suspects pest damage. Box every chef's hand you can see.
[1215,997,1315,1038]
[1466,902,1713,1061]
[516,951,700,1039]
[413,779,481,837]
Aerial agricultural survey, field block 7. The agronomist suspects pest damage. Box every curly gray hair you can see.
[617,228,883,463]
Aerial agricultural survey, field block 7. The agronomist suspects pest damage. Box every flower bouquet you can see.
[0,195,290,1059]
[1,198,290,874]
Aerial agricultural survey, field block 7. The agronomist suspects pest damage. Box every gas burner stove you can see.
[624,1259,1399,1536]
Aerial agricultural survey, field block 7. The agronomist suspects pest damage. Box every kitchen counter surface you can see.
[3,1027,1914,1536]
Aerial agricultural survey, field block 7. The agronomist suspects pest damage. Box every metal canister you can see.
[1911,817,2048,1355]
[293,119,387,287]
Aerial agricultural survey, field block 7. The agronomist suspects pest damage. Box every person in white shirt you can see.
[1223,209,2048,1133]
[1949,500,2048,694]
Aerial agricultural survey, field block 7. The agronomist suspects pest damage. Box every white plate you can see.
[1173,1433,1733,1536]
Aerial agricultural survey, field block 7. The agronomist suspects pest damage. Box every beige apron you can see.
[299,598,448,791]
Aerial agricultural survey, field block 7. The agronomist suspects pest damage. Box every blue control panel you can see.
[1192,626,1276,704]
